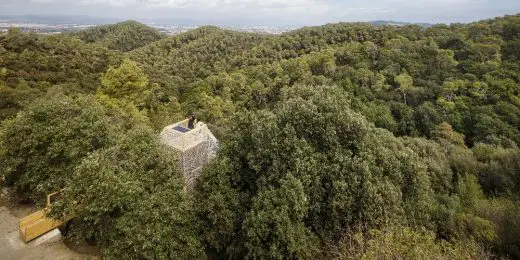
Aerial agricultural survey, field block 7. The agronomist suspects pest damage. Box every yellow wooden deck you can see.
[19,191,72,243]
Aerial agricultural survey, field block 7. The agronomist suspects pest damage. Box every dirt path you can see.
[0,187,96,260]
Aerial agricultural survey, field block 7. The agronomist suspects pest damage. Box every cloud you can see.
[79,0,138,6]
[13,0,520,25]
[31,0,329,9]
[144,0,322,8]
[32,0,137,5]
[135,0,334,16]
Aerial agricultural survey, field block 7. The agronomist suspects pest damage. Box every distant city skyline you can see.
[1,0,519,26]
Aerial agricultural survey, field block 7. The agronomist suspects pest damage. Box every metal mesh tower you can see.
[159,119,218,190]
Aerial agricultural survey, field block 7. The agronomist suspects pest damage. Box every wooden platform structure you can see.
[19,191,72,243]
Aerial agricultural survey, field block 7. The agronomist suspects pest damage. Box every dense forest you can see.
[1,14,520,259]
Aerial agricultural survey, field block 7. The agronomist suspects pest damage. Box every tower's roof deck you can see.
[160,119,213,152]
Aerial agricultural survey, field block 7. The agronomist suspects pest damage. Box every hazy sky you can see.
[1,0,519,26]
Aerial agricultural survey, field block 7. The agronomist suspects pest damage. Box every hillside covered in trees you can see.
[72,20,165,52]
[1,14,520,259]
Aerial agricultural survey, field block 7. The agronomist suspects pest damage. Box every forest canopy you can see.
[2,13,520,259]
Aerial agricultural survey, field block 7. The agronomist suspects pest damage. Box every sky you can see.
[0,0,519,26]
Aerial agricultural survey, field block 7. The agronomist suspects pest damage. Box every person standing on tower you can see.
[188,112,196,129]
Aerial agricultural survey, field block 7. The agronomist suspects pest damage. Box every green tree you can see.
[327,226,490,259]
[0,94,144,201]
[195,85,437,258]
[100,59,150,105]
[54,127,204,259]
[243,175,317,259]
[395,73,413,105]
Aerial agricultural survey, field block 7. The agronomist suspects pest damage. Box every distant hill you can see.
[129,26,270,84]
[72,20,165,52]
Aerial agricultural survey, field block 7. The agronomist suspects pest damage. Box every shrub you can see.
[0,94,145,201]
[53,127,204,258]
[327,226,491,260]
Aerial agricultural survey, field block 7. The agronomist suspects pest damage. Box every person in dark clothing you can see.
[188,112,196,129]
